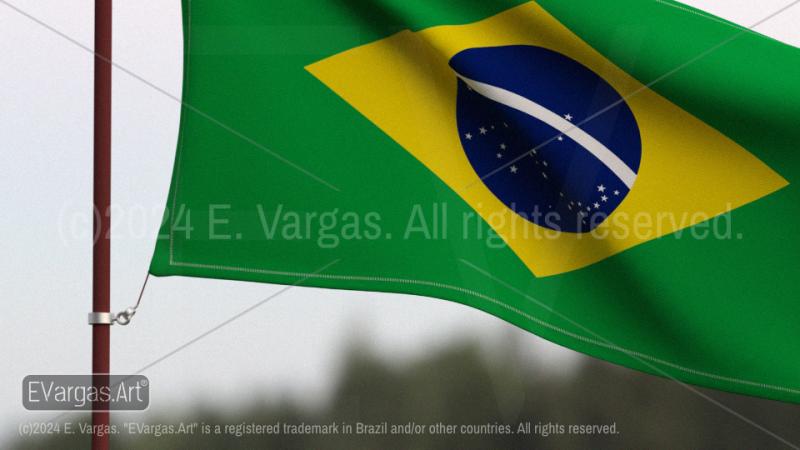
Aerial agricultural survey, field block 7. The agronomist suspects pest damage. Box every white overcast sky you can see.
[1,0,799,444]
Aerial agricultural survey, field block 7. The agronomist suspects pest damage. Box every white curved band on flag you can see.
[456,74,637,188]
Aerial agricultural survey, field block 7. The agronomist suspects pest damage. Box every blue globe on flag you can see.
[451,45,642,233]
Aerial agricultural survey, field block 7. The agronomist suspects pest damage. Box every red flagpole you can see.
[92,0,112,449]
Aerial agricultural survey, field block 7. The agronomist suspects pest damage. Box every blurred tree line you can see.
[10,337,800,449]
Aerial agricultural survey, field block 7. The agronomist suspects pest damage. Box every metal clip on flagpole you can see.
[87,273,149,326]
[87,307,136,326]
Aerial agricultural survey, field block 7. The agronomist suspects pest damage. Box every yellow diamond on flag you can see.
[306,2,786,276]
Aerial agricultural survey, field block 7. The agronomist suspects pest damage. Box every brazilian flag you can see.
[151,0,800,402]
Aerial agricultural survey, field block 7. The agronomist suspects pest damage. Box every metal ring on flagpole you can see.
[88,312,115,325]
